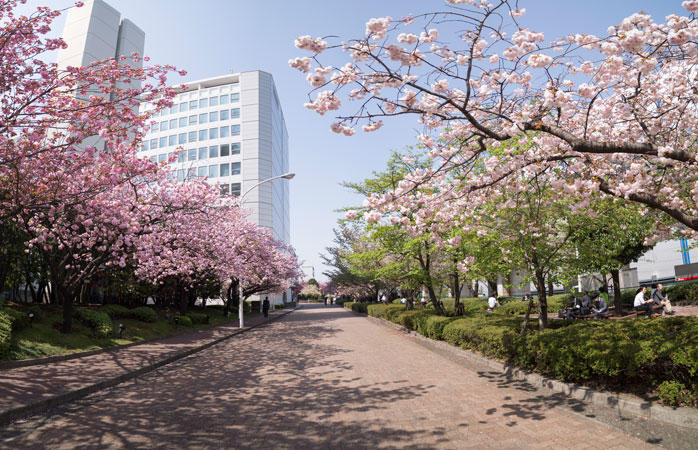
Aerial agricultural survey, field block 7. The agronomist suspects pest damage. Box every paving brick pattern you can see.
[0,305,675,449]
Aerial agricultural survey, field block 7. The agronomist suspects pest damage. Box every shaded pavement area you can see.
[1,304,696,449]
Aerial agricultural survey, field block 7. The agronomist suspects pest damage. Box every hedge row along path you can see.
[2,304,695,448]
[0,308,293,428]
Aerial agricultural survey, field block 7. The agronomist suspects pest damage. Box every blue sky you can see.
[30,0,680,281]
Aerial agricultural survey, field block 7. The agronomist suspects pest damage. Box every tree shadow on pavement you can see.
[1,305,442,449]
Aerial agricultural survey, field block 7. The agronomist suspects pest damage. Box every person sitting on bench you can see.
[592,292,608,318]
[633,286,653,315]
[580,291,592,315]
[650,283,673,316]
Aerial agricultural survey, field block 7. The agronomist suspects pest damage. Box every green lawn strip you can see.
[2,304,253,362]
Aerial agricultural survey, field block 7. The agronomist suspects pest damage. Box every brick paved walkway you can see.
[0,310,286,420]
[0,305,693,449]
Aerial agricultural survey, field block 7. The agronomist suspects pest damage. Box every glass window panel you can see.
[169,119,177,129]
[177,151,186,163]
[231,108,240,118]
[142,141,149,151]
[220,184,230,195]
[220,95,229,105]
[158,153,167,162]
[209,145,219,158]
[160,108,168,116]
[189,100,197,109]
[178,133,187,144]
[150,138,158,149]
[197,166,207,178]
[186,168,196,180]
[220,144,230,157]
[159,137,167,148]
[220,126,229,138]
[179,117,187,127]
[169,105,177,114]
[231,143,241,154]
[199,113,208,124]
[179,103,188,113]
[160,121,168,131]
[188,149,197,161]
[220,109,229,121]
[199,98,208,108]
[199,129,207,141]
[220,163,230,177]
[210,96,219,106]
[177,169,184,182]
[231,124,240,136]
[198,147,208,160]
[209,165,218,177]
[168,135,177,146]
[231,162,241,175]
[230,93,240,102]
[209,128,218,139]
[189,115,197,125]
[209,111,218,122]
[230,183,241,196]
[188,131,197,143]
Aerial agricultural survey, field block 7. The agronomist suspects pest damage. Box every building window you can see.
[179,117,187,127]
[210,96,219,107]
[186,168,196,180]
[231,162,241,175]
[158,153,167,162]
[230,93,240,103]
[142,141,149,151]
[178,133,187,145]
[199,129,207,141]
[177,169,185,181]
[189,115,197,126]
[189,100,197,110]
[209,164,218,178]
[231,143,241,154]
[209,145,219,158]
[188,131,197,143]
[160,121,168,131]
[220,109,229,121]
[231,108,240,118]
[199,113,208,124]
[220,144,230,157]
[230,182,241,196]
[197,166,207,178]
[159,137,167,148]
[168,135,177,146]
[209,128,218,139]
[198,147,208,160]
[188,149,197,161]
[220,95,229,105]
[209,111,218,122]
[169,119,176,129]
[220,163,230,177]
[169,105,177,114]
[220,126,229,138]
[179,103,188,113]
[199,98,208,108]
[231,124,240,136]
[150,138,158,149]
[160,108,168,117]
[177,151,186,163]
[220,184,229,195]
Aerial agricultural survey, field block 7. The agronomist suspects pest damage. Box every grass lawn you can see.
[3,303,254,361]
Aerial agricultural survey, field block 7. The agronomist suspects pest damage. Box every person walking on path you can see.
[262,296,270,318]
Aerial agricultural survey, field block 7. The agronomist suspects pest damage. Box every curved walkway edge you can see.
[361,313,698,430]
[0,307,296,427]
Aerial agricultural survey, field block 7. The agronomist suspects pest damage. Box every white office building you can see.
[58,1,292,305]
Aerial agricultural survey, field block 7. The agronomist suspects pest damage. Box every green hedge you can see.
[187,313,209,324]
[132,306,157,323]
[2,308,30,332]
[392,310,435,331]
[74,308,113,338]
[665,281,698,305]
[442,316,522,359]
[100,305,158,323]
[0,310,12,358]
[367,304,405,320]
[493,294,569,316]
[346,302,369,314]
[176,315,193,326]
[100,304,131,319]
[420,315,457,340]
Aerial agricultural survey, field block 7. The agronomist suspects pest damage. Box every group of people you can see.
[634,283,673,316]
[561,291,609,320]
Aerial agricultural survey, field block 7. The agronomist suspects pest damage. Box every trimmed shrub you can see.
[350,302,369,314]
[74,308,113,338]
[665,281,698,305]
[421,315,457,340]
[393,310,434,331]
[442,317,521,359]
[2,308,30,332]
[367,304,404,319]
[100,304,131,319]
[657,381,691,406]
[187,313,209,324]
[131,306,157,323]
[176,315,193,326]
[0,310,12,358]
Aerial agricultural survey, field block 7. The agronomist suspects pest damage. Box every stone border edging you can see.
[355,310,698,430]
[0,307,296,427]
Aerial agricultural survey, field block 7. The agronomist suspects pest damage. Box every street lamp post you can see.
[236,172,295,328]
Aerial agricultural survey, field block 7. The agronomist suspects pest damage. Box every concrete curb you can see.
[0,307,296,427]
[359,311,698,430]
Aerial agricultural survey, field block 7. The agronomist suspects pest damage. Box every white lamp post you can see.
[236,172,295,327]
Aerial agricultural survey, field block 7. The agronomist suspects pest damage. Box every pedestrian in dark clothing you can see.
[580,291,592,315]
[262,296,270,318]
[650,283,673,315]
[323,297,327,306]
[592,293,608,319]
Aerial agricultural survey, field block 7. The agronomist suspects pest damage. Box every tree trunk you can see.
[611,269,622,315]
[452,266,463,316]
[487,278,498,297]
[520,296,536,336]
[535,271,548,330]
[59,285,75,333]
[426,284,445,315]
[547,279,554,296]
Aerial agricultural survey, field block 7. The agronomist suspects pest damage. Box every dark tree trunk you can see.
[520,296,536,336]
[452,263,463,316]
[611,269,622,315]
[547,279,554,296]
[535,271,548,330]
[59,285,75,333]
[487,279,498,297]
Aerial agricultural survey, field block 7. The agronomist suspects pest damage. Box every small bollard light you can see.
[174,316,180,325]
[27,312,35,323]
[118,323,125,338]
